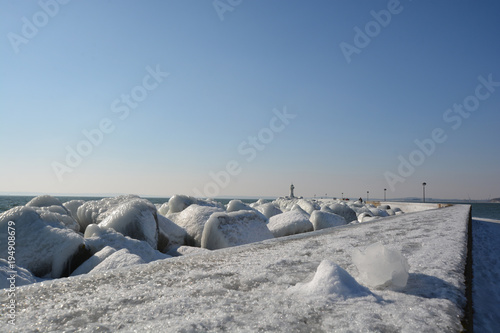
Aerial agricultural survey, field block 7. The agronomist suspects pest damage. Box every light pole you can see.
[366,191,369,202]
[341,192,344,200]
[422,182,427,203]
[384,188,386,201]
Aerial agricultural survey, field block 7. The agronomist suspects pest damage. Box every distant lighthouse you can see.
[290,183,295,198]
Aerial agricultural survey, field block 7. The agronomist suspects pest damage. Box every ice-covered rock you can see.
[167,245,210,257]
[255,202,282,219]
[76,195,142,232]
[167,195,223,214]
[89,248,145,274]
[268,210,313,237]
[357,212,378,223]
[157,214,187,249]
[84,225,168,263]
[0,259,38,288]
[201,210,273,250]
[0,206,90,278]
[226,199,253,212]
[98,199,159,250]
[63,200,85,220]
[352,242,409,289]
[289,260,372,300]
[70,246,117,276]
[310,211,347,231]
[168,204,223,247]
[369,208,389,217]
[296,199,321,214]
[26,195,64,208]
[328,203,357,223]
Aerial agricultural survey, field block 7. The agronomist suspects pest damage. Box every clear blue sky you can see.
[1,0,499,200]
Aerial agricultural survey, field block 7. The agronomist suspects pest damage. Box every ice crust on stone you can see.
[0,206,86,278]
[0,259,38,288]
[352,242,410,289]
[166,194,222,214]
[157,213,187,248]
[255,202,282,219]
[201,210,273,250]
[98,199,159,250]
[71,246,117,276]
[88,248,145,273]
[289,260,372,300]
[167,204,223,247]
[328,203,358,222]
[310,210,347,230]
[268,210,313,237]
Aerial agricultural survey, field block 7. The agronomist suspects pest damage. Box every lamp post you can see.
[384,188,386,201]
[341,192,344,200]
[366,191,369,202]
[422,182,427,203]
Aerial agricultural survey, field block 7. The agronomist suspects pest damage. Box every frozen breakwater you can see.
[0,195,472,332]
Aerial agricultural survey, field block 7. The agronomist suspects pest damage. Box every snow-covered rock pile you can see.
[2,205,470,332]
[0,195,399,287]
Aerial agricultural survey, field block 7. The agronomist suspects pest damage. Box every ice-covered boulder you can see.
[76,195,142,232]
[357,212,379,223]
[167,245,210,257]
[328,203,357,223]
[0,259,38,288]
[226,199,253,212]
[352,242,409,289]
[289,260,371,300]
[296,199,321,214]
[369,208,389,217]
[26,195,64,208]
[201,210,273,250]
[25,195,80,232]
[70,246,117,276]
[0,206,90,278]
[168,205,223,247]
[255,203,282,219]
[268,210,313,237]
[63,200,85,220]
[167,195,223,214]
[84,225,168,263]
[157,214,187,249]
[88,248,145,274]
[310,211,347,231]
[98,199,159,250]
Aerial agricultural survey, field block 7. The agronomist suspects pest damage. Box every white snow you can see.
[255,202,282,219]
[352,242,410,289]
[310,210,347,230]
[201,210,273,250]
[288,260,372,301]
[3,205,472,332]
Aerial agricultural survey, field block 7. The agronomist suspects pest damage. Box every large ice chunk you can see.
[352,242,410,289]
[84,225,168,263]
[268,210,313,237]
[0,206,89,278]
[88,248,145,274]
[255,202,282,219]
[201,210,273,250]
[157,214,187,249]
[328,203,357,222]
[76,195,142,232]
[98,199,159,250]
[167,195,223,214]
[70,246,117,276]
[168,204,223,247]
[289,260,371,300]
[310,211,347,230]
